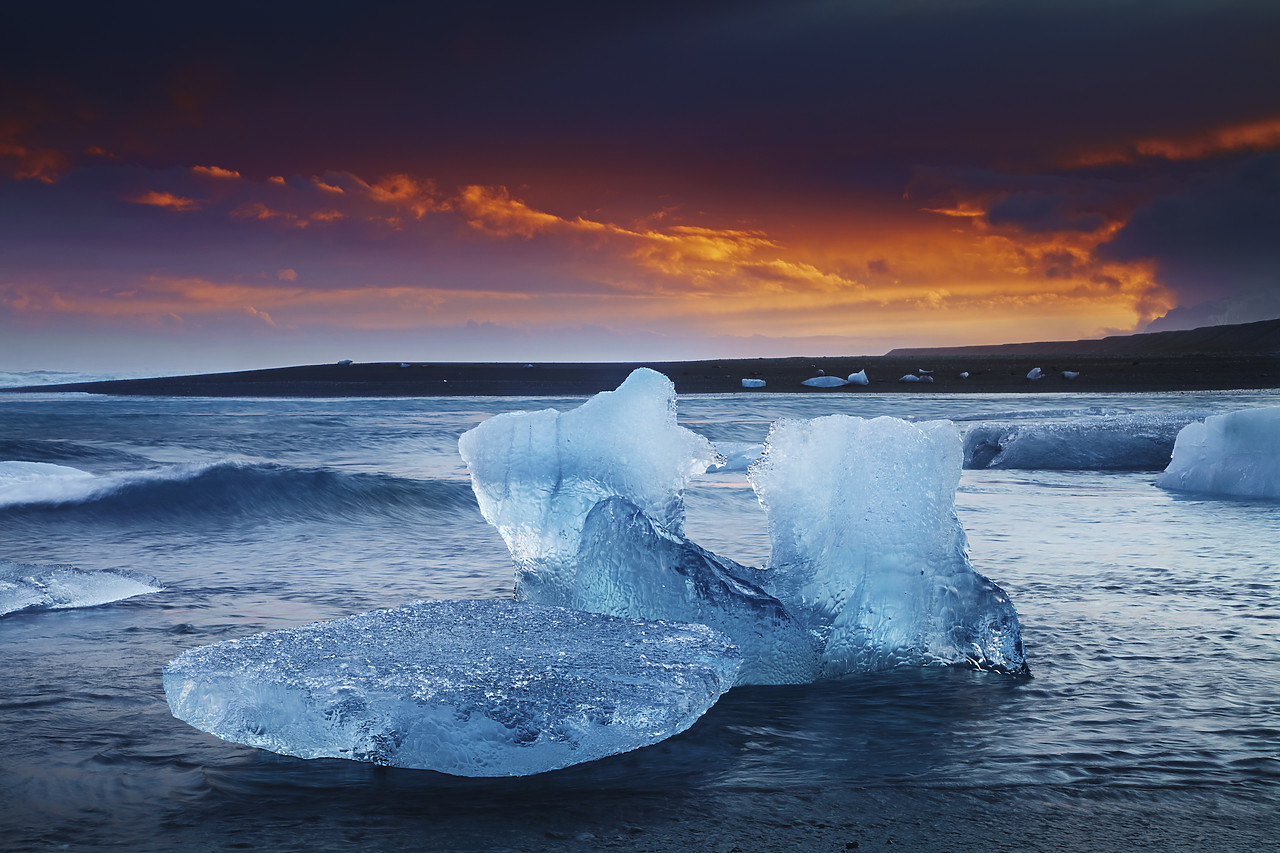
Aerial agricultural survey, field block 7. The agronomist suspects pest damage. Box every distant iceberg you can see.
[964,414,1211,470]
[802,376,846,388]
[1157,407,1280,499]
[1,561,162,617]
[846,370,869,386]
[164,600,740,776]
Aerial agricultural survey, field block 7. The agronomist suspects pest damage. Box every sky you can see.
[2,0,1279,372]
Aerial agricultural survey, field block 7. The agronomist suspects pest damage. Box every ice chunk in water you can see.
[164,600,740,776]
[1,561,162,616]
[458,368,717,600]
[706,441,763,473]
[571,498,819,685]
[1157,407,1280,499]
[963,414,1211,470]
[749,416,1027,676]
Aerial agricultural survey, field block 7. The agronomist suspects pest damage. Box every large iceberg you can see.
[1156,407,1280,499]
[1,561,162,616]
[461,370,1026,680]
[164,600,740,776]
[457,368,717,604]
[963,414,1211,470]
[750,416,1026,676]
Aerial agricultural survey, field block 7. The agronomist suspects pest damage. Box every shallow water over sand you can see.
[1,390,1277,851]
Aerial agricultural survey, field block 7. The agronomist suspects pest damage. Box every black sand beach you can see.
[8,319,1279,397]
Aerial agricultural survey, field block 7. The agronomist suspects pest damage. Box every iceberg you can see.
[802,376,846,388]
[164,600,741,776]
[846,370,869,385]
[899,374,921,383]
[963,414,1211,470]
[1,561,162,616]
[457,368,717,603]
[1156,407,1280,499]
[1026,367,1044,380]
[749,416,1027,676]
[740,378,766,388]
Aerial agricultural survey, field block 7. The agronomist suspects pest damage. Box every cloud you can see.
[1096,153,1280,307]
[985,193,1107,234]
[191,165,241,179]
[277,268,297,281]
[1072,115,1280,166]
[0,141,69,183]
[127,190,200,211]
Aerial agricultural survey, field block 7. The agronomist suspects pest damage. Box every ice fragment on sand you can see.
[1,561,162,616]
[749,416,1027,676]
[458,368,716,600]
[1157,407,1280,499]
[899,374,921,383]
[741,378,766,388]
[963,414,1211,471]
[164,600,740,776]
[846,370,869,385]
[802,376,846,388]
[1026,367,1043,380]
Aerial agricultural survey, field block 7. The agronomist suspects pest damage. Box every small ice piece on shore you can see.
[741,378,766,388]
[1026,367,1043,380]
[898,374,921,383]
[749,415,1027,676]
[400,363,410,368]
[959,371,970,379]
[164,600,741,776]
[1,561,162,616]
[1157,407,1280,499]
[964,414,1210,470]
[572,498,818,685]
[338,359,353,365]
[917,369,933,375]
[458,368,717,599]
[802,376,846,387]
[707,442,764,473]
[1062,370,1079,379]
[846,370,869,385]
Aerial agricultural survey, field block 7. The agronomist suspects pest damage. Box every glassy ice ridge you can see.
[164,600,740,777]
[963,413,1213,470]
[461,369,1028,682]
[1157,406,1280,499]
[1,561,162,616]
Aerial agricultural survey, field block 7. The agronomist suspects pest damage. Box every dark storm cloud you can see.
[1097,153,1280,302]
[4,0,1279,196]
[985,193,1107,234]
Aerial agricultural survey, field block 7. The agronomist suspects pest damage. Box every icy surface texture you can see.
[963,414,1211,471]
[0,561,162,616]
[570,498,819,685]
[458,368,717,603]
[164,600,741,776]
[802,376,846,388]
[749,416,1027,676]
[707,442,763,473]
[1156,407,1280,499]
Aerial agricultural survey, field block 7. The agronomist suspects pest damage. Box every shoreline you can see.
[2,351,1277,397]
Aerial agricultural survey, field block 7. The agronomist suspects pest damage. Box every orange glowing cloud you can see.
[191,165,241,179]
[0,142,68,183]
[1070,115,1280,166]
[128,190,200,211]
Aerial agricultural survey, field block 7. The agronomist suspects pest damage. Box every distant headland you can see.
[5,318,1278,397]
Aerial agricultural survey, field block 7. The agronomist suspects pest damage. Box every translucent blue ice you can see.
[1,561,162,616]
[963,413,1212,470]
[164,600,741,777]
[750,416,1027,676]
[1157,406,1280,499]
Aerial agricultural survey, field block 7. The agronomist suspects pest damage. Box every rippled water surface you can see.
[1,390,1277,851]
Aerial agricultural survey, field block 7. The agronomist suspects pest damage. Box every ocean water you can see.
[1,389,1277,852]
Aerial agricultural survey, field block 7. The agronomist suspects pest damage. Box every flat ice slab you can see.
[164,600,741,777]
[0,561,162,616]
[1157,407,1280,499]
[963,414,1211,470]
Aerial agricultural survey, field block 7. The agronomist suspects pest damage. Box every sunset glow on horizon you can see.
[2,2,1278,373]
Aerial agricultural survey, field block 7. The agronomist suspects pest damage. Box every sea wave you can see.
[0,459,479,522]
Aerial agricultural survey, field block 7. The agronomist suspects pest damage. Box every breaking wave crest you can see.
[0,459,478,523]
